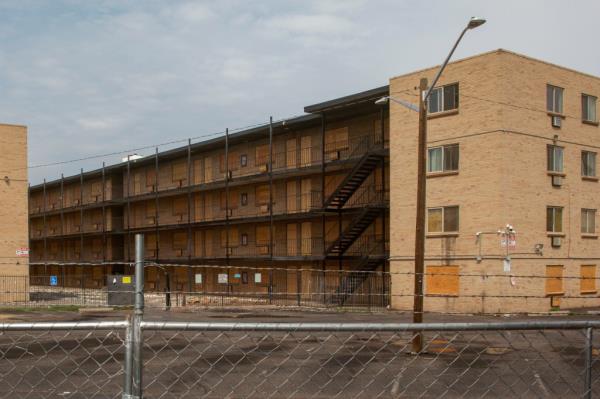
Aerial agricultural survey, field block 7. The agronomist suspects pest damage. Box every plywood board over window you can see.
[545,265,564,295]
[581,265,597,294]
[325,127,349,154]
[146,169,156,188]
[172,161,187,184]
[172,232,187,250]
[220,228,239,248]
[255,144,269,166]
[256,225,270,246]
[173,197,187,217]
[287,181,297,212]
[286,138,297,168]
[426,265,459,296]
[193,159,203,184]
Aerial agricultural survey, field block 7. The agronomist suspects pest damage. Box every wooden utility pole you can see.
[412,77,428,353]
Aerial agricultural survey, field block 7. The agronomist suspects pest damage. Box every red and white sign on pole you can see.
[500,233,516,249]
[15,248,29,257]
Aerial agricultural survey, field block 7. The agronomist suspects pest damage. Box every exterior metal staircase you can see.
[323,152,383,210]
[325,207,382,256]
[334,255,387,306]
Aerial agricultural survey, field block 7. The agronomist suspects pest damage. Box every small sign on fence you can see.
[50,276,58,286]
[218,273,228,284]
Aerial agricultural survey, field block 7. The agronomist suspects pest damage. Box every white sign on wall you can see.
[195,274,203,284]
[218,273,228,284]
[15,248,29,257]
[254,273,262,284]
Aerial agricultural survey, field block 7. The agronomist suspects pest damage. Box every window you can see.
[428,144,459,173]
[172,232,187,250]
[241,233,248,246]
[172,161,187,182]
[241,192,248,206]
[547,206,563,233]
[581,265,597,293]
[240,154,248,167]
[545,265,564,295]
[582,209,596,234]
[547,85,564,114]
[582,94,597,122]
[428,83,459,114]
[547,145,564,173]
[582,151,596,177]
[255,185,270,206]
[426,265,459,296]
[427,206,459,233]
[255,145,269,166]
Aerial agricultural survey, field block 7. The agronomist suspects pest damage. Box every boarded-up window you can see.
[204,157,213,182]
[287,223,297,256]
[256,185,270,206]
[173,197,187,216]
[145,234,157,257]
[193,159,203,184]
[256,225,270,245]
[426,265,459,296]
[286,138,297,168]
[301,222,312,255]
[581,265,597,293]
[146,169,156,187]
[325,127,349,153]
[220,228,239,247]
[172,232,187,250]
[545,265,564,295]
[146,201,156,217]
[255,144,269,166]
[287,181,297,212]
[90,181,102,196]
[219,190,239,210]
[219,152,239,173]
[172,161,187,183]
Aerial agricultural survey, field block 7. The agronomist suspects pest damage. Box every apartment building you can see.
[390,49,600,313]
[28,89,390,306]
[29,49,600,313]
[0,123,29,301]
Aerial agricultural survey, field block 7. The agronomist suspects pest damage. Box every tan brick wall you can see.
[0,124,29,300]
[389,49,600,313]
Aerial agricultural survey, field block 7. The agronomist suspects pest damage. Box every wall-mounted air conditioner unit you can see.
[551,236,562,248]
[551,116,562,128]
[551,175,562,187]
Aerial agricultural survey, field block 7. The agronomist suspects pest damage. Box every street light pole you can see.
[412,77,428,353]
[411,16,486,353]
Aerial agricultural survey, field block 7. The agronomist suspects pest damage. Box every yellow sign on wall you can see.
[122,276,132,284]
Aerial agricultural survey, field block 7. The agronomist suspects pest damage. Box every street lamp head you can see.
[374,96,389,105]
[467,17,486,29]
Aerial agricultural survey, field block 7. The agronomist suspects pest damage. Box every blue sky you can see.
[1,0,598,183]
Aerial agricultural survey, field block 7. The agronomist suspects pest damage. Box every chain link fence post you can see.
[122,315,133,398]
[133,233,145,398]
[584,326,593,399]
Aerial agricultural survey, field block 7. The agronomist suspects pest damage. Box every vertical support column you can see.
[60,174,65,283]
[268,117,274,305]
[102,163,107,265]
[42,179,47,275]
[132,233,145,398]
[186,139,193,294]
[320,113,326,305]
[126,159,131,264]
[154,148,159,263]
[79,168,84,262]
[268,117,274,259]
[584,327,593,399]
[224,128,230,293]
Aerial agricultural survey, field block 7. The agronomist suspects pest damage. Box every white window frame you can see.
[428,144,459,173]
[547,84,564,114]
[427,206,459,233]
[547,145,564,173]
[428,83,459,114]
[582,94,597,123]
[582,208,596,234]
[582,151,596,177]
[547,206,563,233]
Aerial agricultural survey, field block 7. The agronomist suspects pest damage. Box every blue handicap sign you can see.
[50,276,58,286]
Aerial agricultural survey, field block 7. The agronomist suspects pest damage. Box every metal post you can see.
[132,233,145,398]
[412,77,428,354]
[269,117,274,259]
[186,138,193,295]
[43,179,47,275]
[122,315,133,398]
[584,327,593,399]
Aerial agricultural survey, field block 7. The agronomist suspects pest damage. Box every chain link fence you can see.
[0,320,598,398]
